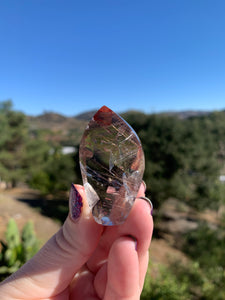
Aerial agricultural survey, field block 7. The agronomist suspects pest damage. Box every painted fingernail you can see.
[69,184,83,221]
[142,180,147,192]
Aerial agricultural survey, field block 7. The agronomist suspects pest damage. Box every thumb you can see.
[0,184,103,299]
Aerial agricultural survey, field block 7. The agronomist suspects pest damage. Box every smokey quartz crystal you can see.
[79,106,145,225]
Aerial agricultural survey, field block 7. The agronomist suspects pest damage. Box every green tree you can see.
[0,100,28,186]
[29,147,78,195]
[123,112,221,209]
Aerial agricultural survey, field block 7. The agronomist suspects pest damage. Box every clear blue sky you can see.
[1,0,225,116]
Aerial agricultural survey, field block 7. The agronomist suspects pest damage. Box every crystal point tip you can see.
[93,105,114,126]
[99,105,112,113]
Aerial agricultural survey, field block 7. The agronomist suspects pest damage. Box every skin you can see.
[0,183,153,300]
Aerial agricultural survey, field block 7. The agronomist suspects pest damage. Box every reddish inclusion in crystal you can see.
[93,105,113,126]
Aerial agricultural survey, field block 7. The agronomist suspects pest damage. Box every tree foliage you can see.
[123,111,224,209]
[141,264,189,300]
[0,100,77,193]
[0,100,29,186]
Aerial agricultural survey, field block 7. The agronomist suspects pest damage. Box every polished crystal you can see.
[79,106,145,225]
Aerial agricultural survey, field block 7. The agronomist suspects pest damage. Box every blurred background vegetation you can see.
[0,100,225,299]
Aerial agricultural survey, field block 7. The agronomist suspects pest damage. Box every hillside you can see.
[27,112,88,145]
[27,109,215,145]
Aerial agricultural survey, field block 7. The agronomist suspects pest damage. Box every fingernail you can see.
[134,239,137,251]
[69,184,83,221]
[138,196,153,215]
[127,235,138,251]
[142,180,147,192]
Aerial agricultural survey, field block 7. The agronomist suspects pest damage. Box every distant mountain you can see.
[32,112,67,122]
[27,112,88,145]
[122,109,213,120]
[26,109,220,145]
[160,110,211,119]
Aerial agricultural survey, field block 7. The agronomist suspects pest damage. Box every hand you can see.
[0,183,153,299]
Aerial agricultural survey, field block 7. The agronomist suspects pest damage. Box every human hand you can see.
[0,183,153,299]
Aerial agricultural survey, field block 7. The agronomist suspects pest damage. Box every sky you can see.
[1,0,225,116]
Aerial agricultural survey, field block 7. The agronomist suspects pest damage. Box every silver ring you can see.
[137,196,153,214]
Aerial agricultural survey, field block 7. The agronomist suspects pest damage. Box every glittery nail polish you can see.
[69,184,83,220]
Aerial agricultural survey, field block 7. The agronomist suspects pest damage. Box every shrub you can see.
[0,219,40,281]
[141,264,189,300]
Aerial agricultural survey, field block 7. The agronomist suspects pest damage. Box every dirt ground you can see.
[0,187,187,266]
[0,188,60,244]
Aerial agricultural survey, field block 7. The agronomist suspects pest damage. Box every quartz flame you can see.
[79,106,145,225]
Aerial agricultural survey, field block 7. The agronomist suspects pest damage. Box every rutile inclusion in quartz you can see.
[79,106,145,226]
